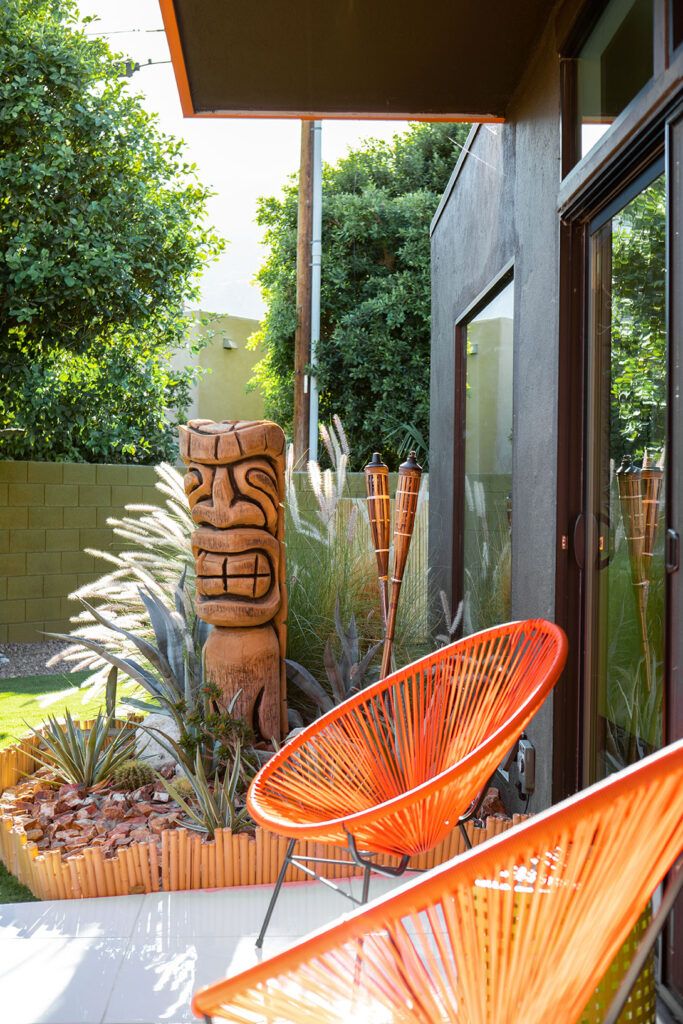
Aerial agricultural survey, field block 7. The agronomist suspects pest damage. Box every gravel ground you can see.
[0,641,75,680]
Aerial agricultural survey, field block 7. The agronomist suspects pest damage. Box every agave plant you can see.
[286,601,382,715]
[50,571,205,720]
[48,571,255,778]
[28,709,137,787]
[160,744,252,838]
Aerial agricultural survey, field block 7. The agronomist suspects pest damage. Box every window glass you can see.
[577,0,653,160]
[674,1,683,51]
[461,280,513,633]
[590,173,666,779]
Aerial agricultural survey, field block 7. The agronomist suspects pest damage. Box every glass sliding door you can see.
[457,278,514,634]
[585,168,666,782]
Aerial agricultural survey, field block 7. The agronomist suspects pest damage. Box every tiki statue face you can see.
[179,420,285,628]
[179,419,287,740]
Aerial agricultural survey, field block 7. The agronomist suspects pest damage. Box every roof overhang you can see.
[159,0,550,121]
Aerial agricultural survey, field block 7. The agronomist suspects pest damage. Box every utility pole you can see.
[308,121,323,463]
[292,121,314,464]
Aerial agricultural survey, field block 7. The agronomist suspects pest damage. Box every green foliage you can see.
[58,569,254,775]
[610,175,666,463]
[160,745,252,838]
[111,757,155,791]
[0,862,37,904]
[286,601,382,715]
[284,420,430,704]
[2,341,201,464]
[0,0,224,462]
[29,708,136,787]
[250,123,468,467]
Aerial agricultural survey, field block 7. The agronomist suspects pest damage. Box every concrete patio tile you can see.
[0,876,412,1024]
[102,934,292,1024]
[0,935,127,1024]
[133,880,351,942]
[0,894,144,940]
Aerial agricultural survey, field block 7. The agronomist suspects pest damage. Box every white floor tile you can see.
[0,895,144,941]
[0,874,413,1024]
[0,936,126,1024]
[102,935,292,1024]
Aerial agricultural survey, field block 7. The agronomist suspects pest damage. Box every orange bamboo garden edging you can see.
[0,726,527,901]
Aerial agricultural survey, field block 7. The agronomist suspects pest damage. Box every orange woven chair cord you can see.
[247,619,568,857]
[193,739,683,1023]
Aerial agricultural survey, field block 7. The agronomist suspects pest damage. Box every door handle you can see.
[572,514,585,570]
[665,529,680,574]
[571,513,607,570]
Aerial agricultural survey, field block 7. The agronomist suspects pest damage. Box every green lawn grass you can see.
[0,671,143,903]
[0,671,107,749]
[0,862,37,903]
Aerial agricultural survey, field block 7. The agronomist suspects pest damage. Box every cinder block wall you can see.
[0,462,160,643]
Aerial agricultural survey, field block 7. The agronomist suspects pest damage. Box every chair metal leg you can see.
[255,837,296,949]
[458,820,473,850]
[361,864,372,904]
[346,831,411,878]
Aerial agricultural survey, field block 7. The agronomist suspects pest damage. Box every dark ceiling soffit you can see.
[159,0,550,121]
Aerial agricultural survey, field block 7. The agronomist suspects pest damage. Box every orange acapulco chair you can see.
[248,619,568,948]
[193,739,683,1024]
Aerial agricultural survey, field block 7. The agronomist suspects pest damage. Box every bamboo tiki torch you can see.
[616,454,651,691]
[364,452,391,631]
[381,451,422,679]
[641,448,664,578]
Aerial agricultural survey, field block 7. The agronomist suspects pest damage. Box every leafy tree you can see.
[250,123,468,468]
[0,0,223,462]
[610,175,666,464]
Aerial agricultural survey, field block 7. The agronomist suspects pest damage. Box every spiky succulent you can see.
[286,600,381,715]
[111,758,156,791]
[160,744,252,838]
[28,709,137,788]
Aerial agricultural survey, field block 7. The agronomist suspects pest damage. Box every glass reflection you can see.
[592,174,666,779]
[577,0,653,160]
[462,281,513,634]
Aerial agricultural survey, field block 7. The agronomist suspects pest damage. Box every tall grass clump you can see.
[285,417,430,690]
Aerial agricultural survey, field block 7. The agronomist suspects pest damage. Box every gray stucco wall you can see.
[429,20,561,812]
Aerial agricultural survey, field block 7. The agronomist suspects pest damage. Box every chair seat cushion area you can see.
[247,620,567,856]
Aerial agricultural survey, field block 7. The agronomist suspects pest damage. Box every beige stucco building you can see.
[181,312,265,423]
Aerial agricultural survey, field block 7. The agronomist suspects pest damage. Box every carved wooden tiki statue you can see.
[179,419,287,741]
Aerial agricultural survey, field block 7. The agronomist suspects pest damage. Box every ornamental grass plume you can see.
[49,463,194,692]
[285,418,430,695]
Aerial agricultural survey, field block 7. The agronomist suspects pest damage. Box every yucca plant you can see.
[50,572,205,724]
[28,709,137,787]
[48,572,250,778]
[160,744,252,838]
[286,601,382,716]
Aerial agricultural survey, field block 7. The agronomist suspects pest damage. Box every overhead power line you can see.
[85,28,165,36]
[122,58,172,77]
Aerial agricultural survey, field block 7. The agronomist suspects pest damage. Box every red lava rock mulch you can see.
[0,765,187,859]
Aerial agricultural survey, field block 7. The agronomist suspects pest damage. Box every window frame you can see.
[559,0,671,178]
[452,263,514,626]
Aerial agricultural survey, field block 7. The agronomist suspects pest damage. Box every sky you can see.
[76,1,409,320]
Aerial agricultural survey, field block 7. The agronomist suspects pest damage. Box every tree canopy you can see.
[610,174,666,464]
[250,123,468,468]
[0,0,223,462]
